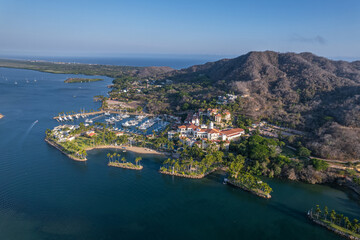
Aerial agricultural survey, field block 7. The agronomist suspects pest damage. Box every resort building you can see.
[168,121,244,148]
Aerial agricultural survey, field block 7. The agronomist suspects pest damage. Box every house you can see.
[224,111,231,120]
[220,128,245,141]
[207,108,219,116]
[215,113,222,123]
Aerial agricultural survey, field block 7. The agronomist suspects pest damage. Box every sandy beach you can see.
[85,145,166,156]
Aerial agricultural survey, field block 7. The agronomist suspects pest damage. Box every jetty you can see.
[53,110,153,120]
[308,209,360,240]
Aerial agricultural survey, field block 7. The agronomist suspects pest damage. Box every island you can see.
[107,153,143,170]
[64,77,103,83]
[308,205,360,240]
[0,113,3,119]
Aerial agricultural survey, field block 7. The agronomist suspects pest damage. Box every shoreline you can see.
[45,138,86,161]
[108,162,143,170]
[46,138,166,162]
[308,213,360,240]
[159,168,217,179]
[226,178,271,199]
[85,145,166,156]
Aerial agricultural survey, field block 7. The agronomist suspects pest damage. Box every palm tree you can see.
[315,205,321,219]
[330,210,336,223]
[135,157,142,166]
[121,157,126,164]
[107,153,111,163]
[324,206,328,221]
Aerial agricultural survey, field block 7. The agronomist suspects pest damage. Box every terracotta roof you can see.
[221,128,244,137]
[186,123,197,130]
[207,129,220,134]
[215,113,222,117]
[178,125,186,129]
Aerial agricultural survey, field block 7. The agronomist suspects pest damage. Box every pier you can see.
[53,110,153,120]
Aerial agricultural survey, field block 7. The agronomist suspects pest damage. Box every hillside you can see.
[164,51,360,160]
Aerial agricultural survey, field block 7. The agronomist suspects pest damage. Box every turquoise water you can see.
[0,67,359,240]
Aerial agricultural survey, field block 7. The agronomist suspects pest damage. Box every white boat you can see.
[58,117,63,121]
[64,116,68,121]
[105,111,110,116]
[75,114,79,119]
[68,115,73,120]
[136,115,146,120]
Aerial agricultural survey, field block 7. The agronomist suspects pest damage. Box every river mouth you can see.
[0,66,359,240]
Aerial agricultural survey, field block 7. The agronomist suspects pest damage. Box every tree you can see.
[298,146,311,158]
[135,157,142,166]
[315,205,321,219]
[330,210,336,223]
[121,157,126,164]
[324,206,328,221]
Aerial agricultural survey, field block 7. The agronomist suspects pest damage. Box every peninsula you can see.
[38,51,360,199]
[64,77,103,83]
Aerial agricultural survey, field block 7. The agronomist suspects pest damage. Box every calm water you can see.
[0,67,359,240]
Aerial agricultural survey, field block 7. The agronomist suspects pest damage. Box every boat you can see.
[63,116,68,121]
[105,111,110,116]
[136,115,146,120]
[58,117,63,121]
[68,115,73,120]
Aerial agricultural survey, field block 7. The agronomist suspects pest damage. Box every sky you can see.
[1,0,360,60]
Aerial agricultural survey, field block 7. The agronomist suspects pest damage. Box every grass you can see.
[322,219,360,238]
[281,146,297,158]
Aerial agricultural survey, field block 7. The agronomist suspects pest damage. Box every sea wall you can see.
[308,214,360,240]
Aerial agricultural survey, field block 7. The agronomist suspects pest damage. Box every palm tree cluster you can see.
[161,152,223,176]
[228,154,272,194]
[107,153,122,163]
[312,205,360,235]
[107,152,142,167]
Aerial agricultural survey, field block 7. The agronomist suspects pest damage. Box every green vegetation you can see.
[310,205,360,238]
[160,153,221,177]
[310,158,329,171]
[107,153,142,169]
[64,78,103,83]
[228,154,272,196]
[353,176,360,186]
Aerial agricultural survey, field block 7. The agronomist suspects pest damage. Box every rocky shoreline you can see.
[280,165,360,197]
[226,179,271,199]
[159,168,217,179]
[308,214,360,240]
[45,138,86,161]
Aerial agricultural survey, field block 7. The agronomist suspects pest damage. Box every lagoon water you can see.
[0,66,359,240]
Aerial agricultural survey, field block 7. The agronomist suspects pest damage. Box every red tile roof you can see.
[220,128,244,137]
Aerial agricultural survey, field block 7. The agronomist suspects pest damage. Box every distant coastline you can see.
[64,77,103,83]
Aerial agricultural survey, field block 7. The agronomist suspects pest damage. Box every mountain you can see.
[164,51,360,160]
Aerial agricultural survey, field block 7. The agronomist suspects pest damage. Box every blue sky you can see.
[1,0,360,59]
